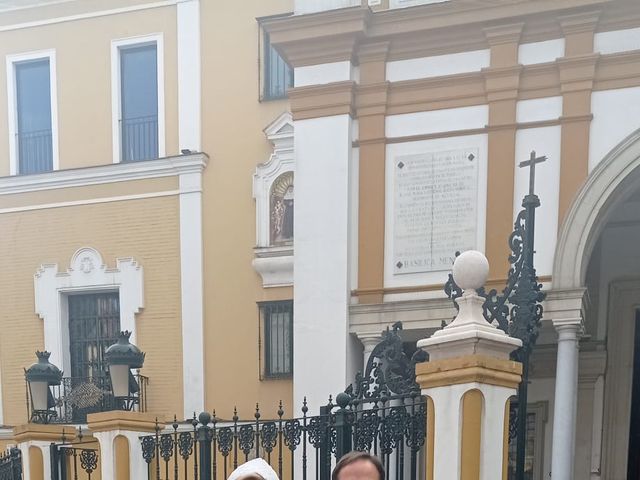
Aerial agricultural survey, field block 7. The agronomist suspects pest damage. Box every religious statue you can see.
[270,172,294,244]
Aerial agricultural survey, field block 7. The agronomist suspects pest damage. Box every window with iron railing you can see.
[263,33,293,100]
[119,43,159,162]
[15,58,53,174]
[260,300,293,378]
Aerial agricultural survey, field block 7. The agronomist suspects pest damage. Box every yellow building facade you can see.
[2,0,640,479]
[0,0,295,438]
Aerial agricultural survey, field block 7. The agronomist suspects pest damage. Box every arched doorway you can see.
[553,128,640,479]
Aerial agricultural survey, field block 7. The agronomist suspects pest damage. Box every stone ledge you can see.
[416,354,522,389]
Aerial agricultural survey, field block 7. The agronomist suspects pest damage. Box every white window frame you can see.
[111,33,165,164]
[34,247,144,376]
[5,49,59,175]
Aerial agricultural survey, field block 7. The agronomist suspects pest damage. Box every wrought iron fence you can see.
[26,374,148,424]
[121,115,159,162]
[16,129,53,174]
[0,448,22,480]
[50,443,99,480]
[140,323,427,480]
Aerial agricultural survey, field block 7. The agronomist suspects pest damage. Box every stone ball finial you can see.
[452,250,489,290]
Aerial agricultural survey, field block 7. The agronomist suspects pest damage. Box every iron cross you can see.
[519,150,546,195]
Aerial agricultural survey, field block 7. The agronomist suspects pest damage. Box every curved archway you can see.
[553,128,640,289]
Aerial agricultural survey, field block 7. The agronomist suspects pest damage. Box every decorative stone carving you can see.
[34,247,144,374]
[253,112,294,287]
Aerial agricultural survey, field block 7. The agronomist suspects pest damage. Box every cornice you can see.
[0,153,208,196]
[265,0,619,66]
[559,10,601,35]
[483,22,524,46]
[288,80,356,120]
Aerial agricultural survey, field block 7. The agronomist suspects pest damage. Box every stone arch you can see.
[553,128,640,289]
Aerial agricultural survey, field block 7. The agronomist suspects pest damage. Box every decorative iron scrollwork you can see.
[79,449,98,475]
[260,422,278,453]
[141,435,156,464]
[178,431,193,459]
[159,434,174,462]
[353,410,380,451]
[238,425,255,456]
[344,322,426,403]
[217,427,233,457]
[283,419,301,451]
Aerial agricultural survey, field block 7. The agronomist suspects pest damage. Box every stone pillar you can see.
[87,411,160,480]
[13,423,76,480]
[358,334,382,370]
[551,318,583,480]
[416,251,522,480]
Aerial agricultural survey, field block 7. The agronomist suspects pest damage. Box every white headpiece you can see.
[227,458,279,480]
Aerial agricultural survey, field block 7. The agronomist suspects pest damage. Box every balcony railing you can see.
[120,114,158,162]
[26,374,148,424]
[16,129,53,174]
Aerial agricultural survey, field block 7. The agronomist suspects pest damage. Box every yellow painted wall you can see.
[0,3,178,176]
[200,0,294,418]
[0,195,183,424]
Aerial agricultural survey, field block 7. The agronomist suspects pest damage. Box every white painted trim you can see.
[386,49,490,82]
[179,171,204,417]
[253,113,294,287]
[294,61,353,87]
[253,112,294,247]
[516,96,562,123]
[5,48,59,175]
[595,27,640,55]
[111,33,165,164]
[0,153,207,195]
[34,247,144,375]
[0,190,179,214]
[385,104,488,138]
[0,1,177,33]
[517,38,565,66]
[177,0,201,152]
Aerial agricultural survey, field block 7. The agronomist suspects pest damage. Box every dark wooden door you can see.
[68,292,121,379]
[627,311,640,479]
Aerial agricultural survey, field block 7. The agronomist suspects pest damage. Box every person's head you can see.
[227,458,279,480]
[332,452,384,480]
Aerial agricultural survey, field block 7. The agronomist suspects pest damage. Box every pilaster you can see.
[356,42,389,304]
[88,411,160,480]
[482,24,522,278]
[557,11,600,224]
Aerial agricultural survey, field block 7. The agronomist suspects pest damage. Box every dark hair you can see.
[332,452,384,480]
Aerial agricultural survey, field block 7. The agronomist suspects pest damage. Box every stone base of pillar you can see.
[13,423,77,480]
[87,410,162,480]
[417,356,522,480]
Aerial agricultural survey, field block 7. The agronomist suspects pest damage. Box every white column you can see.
[551,320,582,480]
[179,170,205,417]
[93,431,116,480]
[359,335,381,370]
[292,60,357,414]
[177,0,201,152]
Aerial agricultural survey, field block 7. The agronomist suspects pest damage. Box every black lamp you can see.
[104,331,145,410]
[25,351,62,423]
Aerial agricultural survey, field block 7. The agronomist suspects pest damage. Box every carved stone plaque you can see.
[393,148,479,274]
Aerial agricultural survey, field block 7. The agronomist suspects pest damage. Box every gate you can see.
[0,448,22,480]
[50,439,99,480]
[140,322,427,480]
